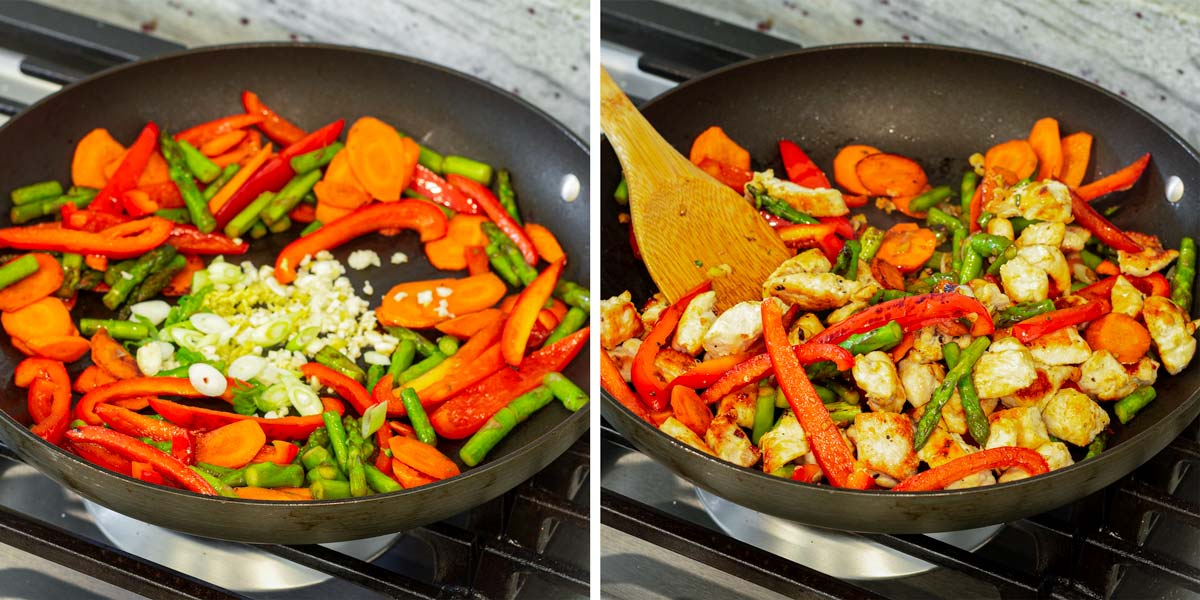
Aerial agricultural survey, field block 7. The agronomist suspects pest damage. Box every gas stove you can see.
[599,2,1200,598]
[0,3,589,598]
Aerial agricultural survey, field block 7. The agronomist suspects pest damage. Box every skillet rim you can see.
[0,41,591,507]
[600,41,1200,499]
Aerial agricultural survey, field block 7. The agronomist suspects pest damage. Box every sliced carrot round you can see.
[984,139,1037,184]
[688,126,750,170]
[24,335,91,362]
[377,273,508,328]
[0,254,64,312]
[525,223,565,264]
[1085,313,1150,364]
[854,153,928,197]
[875,223,937,274]
[345,117,408,202]
[72,128,126,189]
[1028,117,1062,181]
[833,144,881,195]
[1,296,75,342]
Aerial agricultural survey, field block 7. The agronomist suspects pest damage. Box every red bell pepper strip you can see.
[1075,273,1171,303]
[90,122,159,214]
[892,446,1048,492]
[696,158,753,191]
[502,258,565,365]
[809,293,995,347]
[818,233,845,263]
[843,194,869,208]
[211,119,345,228]
[600,349,650,422]
[175,114,264,147]
[167,224,249,254]
[76,376,223,425]
[130,461,167,486]
[664,352,754,392]
[818,216,855,239]
[1012,300,1110,344]
[792,463,823,484]
[446,173,538,265]
[289,203,316,223]
[250,440,300,465]
[274,200,447,283]
[779,139,831,188]
[762,300,868,489]
[631,281,712,411]
[969,184,984,233]
[300,363,373,416]
[1076,153,1151,202]
[1069,191,1142,253]
[14,358,66,420]
[95,403,193,463]
[62,206,131,232]
[759,210,788,229]
[70,440,133,476]
[28,377,70,445]
[430,327,589,439]
[777,223,838,246]
[388,420,417,439]
[411,326,507,409]
[241,90,307,146]
[0,216,173,259]
[699,343,855,404]
[408,165,481,214]
[65,426,216,495]
[374,423,394,475]
[148,396,343,440]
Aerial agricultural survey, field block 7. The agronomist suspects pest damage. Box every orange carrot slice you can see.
[984,139,1038,184]
[0,254,63,312]
[376,273,508,328]
[314,181,371,210]
[688,126,750,170]
[391,458,436,488]
[24,335,91,362]
[199,129,247,157]
[854,153,928,197]
[389,435,460,480]
[74,365,118,394]
[234,486,307,501]
[833,144,882,195]
[424,215,489,270]
[72,129,126,189]
[1028,117,1062,181]
[875,223,938,273]
[196,420,267,468]
[345,117,409,202]
[313,200,354,224]
[525,223,565,264]
[670,385,712,436]
[1,296,75,343]
[1085,313,1150,364]
[1060,132,1093,188]
[435,308,505,339]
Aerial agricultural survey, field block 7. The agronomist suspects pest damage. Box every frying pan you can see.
[600,44,1200,533]
[0,43,590,544]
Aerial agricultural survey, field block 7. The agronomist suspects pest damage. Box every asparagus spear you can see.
[459,386,555,467]
[160,131,217,233]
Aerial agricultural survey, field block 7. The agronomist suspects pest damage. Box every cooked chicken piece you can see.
[985,406,1051,450]
[787,312,825,345]
[987,216,1014,240]
[827,300,869,324]
[1000,255,1049,303]
[640,293,667,330]
[716,384,758,429]
[763,249,860,311]
[910,325,972,364]
[759,411,809,473]
[1018,245,1071,293]
[939,390,970,436]
[985,179,1073,223]
[600,291,643,350]
[1070,260,1098,286]
[998,441,1074,482]
[1142,295,1197,375]
[1016,221,1066,248]
[1061,225,1092,253]
[1078,350,1138,400]
[1128,356,1160,388]
[967,279,1013,316]
[1119,232,1180,277]
[654,347,697,383]
[898,356,944,408]
[607,338,642,382]
[917,428,995,489]
[1040,388,1109,446]
[850,412,919,482]
[973,337,1038,399]
[852,261,882,302]
[1027,326,1092,365]
[660,417,714,455]
[672,290,718,356]
[852,351,907,413]
[705,413,760,467]
[1003,365,1079,409]
[1110,275,1145,318]
[702,300,767,358]
[745,169,849,217]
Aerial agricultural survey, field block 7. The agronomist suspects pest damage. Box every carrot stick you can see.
[525,223,565,264]
[195,420,267,468]
[688,126,750,170]
[670,385,713,436]
[0,254,63,312]
[388,435,460,480]
[110,397,151,411]
[984,139,1038,183]
[1060,132,1093,188]
[1085,313,1150,364]
[875,223,938,273]
[1028,117,1062,181]
[72,129,126,189]
[435,308,505,339]
[376,273,508,328]
[391,458,436,488]
[345,117,410,202]
[199,129,247,157]
[210,130,262,167]
[207,143,272,213]
[1,296,76,341]
[90,328,140,379]
[854,153,928,197]
[234,486,307,501]
[833,144,881,195]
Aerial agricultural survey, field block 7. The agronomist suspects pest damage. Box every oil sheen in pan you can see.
[695,488,1001,579]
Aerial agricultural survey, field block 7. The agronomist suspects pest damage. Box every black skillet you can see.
[0,43,590,544]
[601,44,1200,533]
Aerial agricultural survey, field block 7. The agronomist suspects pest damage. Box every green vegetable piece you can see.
[436,335,459,357]
[750,188,818,224]
[388,339,416,381]
[959,170,979,229]
[543,372,588,412]
[244,462,304,488]
[323,410,350,472]
[1114,386,1156,424]
[399,351,446,384]
[224,191,275,239]
[219,466,247,487]
[11,180,63,206]
[153,208,191,223]
[994,300,1056,328]
[494,168,522,225]
[0,254,40,292]
[177,140,221,183]
[300,220,323,236]
[913,336,991,451]
[289,141,344,174]
[364,464,403,494]
[102,245,177,310]
[459,386,554,467]
[189,467,237,497]
[943,341,989,444]
[315,345,366,383]
[249,222,268,239]
[9,191,93,225]
[858,226,885,262]
[545,307,587,346]
[613,177,628,205]
[55,253,83,299]
[310,478,351,500]
[128,253,187,305]
[1172,237,1195,312]
[347,445,368,497]
[485,240,521,287]
[160,132,217,233]
[263,168,322,225]
[442,155,493,185]
[554,280,590,312]
[386,326,439,357]
[417,144,444,174]
[751,381,776,445]
[811,385,837,405]
[203,164,240,201]
[301,445,331,471]
[483,221,537,285]
[79,318,150,340]
[1084,432,1107,460]
[367,363,385,392]
[400,387,437,445]
[908,185,954,213]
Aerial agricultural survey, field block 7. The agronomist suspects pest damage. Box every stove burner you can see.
[85,500,399,592]
[694,487,1002,580]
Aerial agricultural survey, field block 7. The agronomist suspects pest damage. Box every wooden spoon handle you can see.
[599,67,693,185]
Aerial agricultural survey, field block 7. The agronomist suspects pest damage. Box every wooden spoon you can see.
[600,67,789,311]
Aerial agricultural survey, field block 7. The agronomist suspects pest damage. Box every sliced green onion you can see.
[361,401,387,438]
